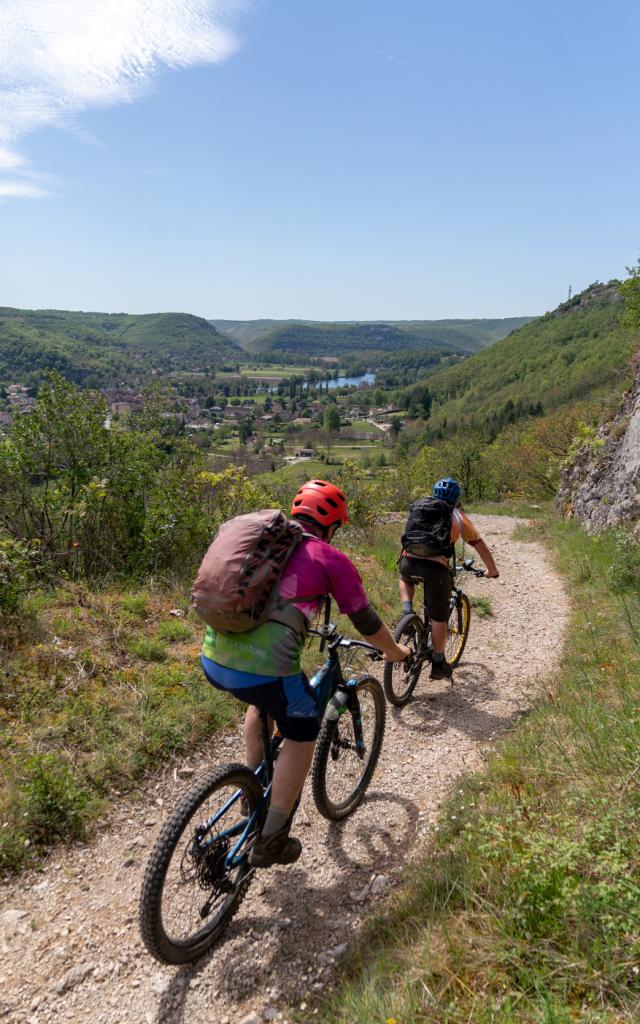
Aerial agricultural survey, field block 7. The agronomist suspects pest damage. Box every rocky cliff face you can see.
[558,352,640,533]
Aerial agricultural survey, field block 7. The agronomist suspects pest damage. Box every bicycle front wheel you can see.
[383,613,426,707]
[446,592,471,667]
[312,674,386,821]
[139,764,262,965]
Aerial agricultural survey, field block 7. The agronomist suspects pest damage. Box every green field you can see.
[221,363,316,380]
[349,420,380,433]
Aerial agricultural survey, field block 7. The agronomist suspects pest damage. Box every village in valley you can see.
[0,366,407,481]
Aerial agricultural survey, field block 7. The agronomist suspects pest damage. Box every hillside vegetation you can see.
[319,517,640,1024]
[419,283,633,439]
[212,316,532,356]
[0,307,242,386]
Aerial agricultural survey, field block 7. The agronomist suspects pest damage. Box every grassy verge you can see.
[0,583,236,875]
[315,517,640,1023]
[0,524,401,876]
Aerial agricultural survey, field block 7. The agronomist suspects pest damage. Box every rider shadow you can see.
[391,661,520,744]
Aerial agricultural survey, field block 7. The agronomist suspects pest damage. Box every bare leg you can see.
[399,579,415,604]
[245,707,314,815]
[270,740,316,816]
[431,619,447,655]
[243,705,273,768]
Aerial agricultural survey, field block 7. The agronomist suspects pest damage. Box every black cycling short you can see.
[399,555,452,622]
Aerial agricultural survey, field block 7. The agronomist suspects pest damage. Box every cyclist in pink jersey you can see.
[201,480,409,868]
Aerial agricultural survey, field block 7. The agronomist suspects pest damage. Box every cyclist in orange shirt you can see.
[398,478,499,681]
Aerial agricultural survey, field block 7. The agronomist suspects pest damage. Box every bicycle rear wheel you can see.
[383,613,426,706]
[139,764,262,965]
[446,592,471,667]
[312,674,386,821]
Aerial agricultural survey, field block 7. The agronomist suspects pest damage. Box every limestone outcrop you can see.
[558,352,640,533]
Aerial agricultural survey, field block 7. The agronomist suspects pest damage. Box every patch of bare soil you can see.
[0,516,569,1024]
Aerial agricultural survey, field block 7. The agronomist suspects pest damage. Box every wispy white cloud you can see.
[373,49,407,66]
[0,1,244,200]
[0,180,51,199]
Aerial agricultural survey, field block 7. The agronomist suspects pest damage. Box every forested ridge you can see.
[212,315,532,355]
[403,282,634,441]
[0,308,242,386]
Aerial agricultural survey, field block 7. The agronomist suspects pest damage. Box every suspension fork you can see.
[346,684,366,759]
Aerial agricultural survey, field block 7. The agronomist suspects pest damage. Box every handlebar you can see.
[455,558,486,578]
[308,626,382,661]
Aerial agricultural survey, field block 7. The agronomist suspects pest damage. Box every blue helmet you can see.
[433,477,461,505]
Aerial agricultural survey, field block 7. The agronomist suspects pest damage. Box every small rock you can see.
[177,766,195,777]
[1,909,28,928]
[370,874,388,897]
[239,1013,262,1024]
[52,963,94,996]
[151,971,171,996]
[263,1009,279,1022]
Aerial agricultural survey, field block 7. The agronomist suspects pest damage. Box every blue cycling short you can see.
[201,656,321,742]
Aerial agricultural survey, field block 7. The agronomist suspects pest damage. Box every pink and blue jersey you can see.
[202,536,369,677]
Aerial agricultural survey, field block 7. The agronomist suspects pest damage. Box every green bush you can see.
[0,373,270,583]
[126,636,168,662]
[0,536,34,616]
[157,620,192,643]
[21,753,91,846]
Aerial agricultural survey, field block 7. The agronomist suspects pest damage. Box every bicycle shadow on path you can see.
[153,656,536,1023]
[388,661,521,744]
[154,790,419,1023]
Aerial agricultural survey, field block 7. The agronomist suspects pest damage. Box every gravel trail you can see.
[0,516,570,1024]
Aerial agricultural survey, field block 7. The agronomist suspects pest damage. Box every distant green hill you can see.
[211,317,532,355]
[419,283,634,439]
[0,308,242,386]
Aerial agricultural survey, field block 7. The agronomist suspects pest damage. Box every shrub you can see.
[157,620,192,643]
[0,536,34,617]
[21,753,91,846]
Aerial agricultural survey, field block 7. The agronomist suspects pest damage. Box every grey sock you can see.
[432,651,444,663]
[262,806,290,838]
[402,600,413,614]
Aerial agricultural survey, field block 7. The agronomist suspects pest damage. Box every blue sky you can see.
[1,0,638,320]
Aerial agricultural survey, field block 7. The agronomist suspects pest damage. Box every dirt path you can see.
[0,516,570,1024]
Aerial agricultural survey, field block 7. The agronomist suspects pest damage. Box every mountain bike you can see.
[383,558,485,707]
[139,628,385,965]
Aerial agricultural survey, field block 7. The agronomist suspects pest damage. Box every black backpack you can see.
[401,497,454,558]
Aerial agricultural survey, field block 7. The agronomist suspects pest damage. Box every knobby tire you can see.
[446,592,471,667]
[139,763,262,965]
[383,613,426,707]
[312,674,386,821]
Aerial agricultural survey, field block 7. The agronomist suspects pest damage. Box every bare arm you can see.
[473,538,499,577]
[348,604,408,661]
[364,623,410,662]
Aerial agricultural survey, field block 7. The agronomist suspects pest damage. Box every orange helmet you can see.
[291,479,349,527]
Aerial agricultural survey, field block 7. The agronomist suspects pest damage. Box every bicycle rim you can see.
[446,592,470,667]
[139,764,262,964]
[312,675,386,820]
